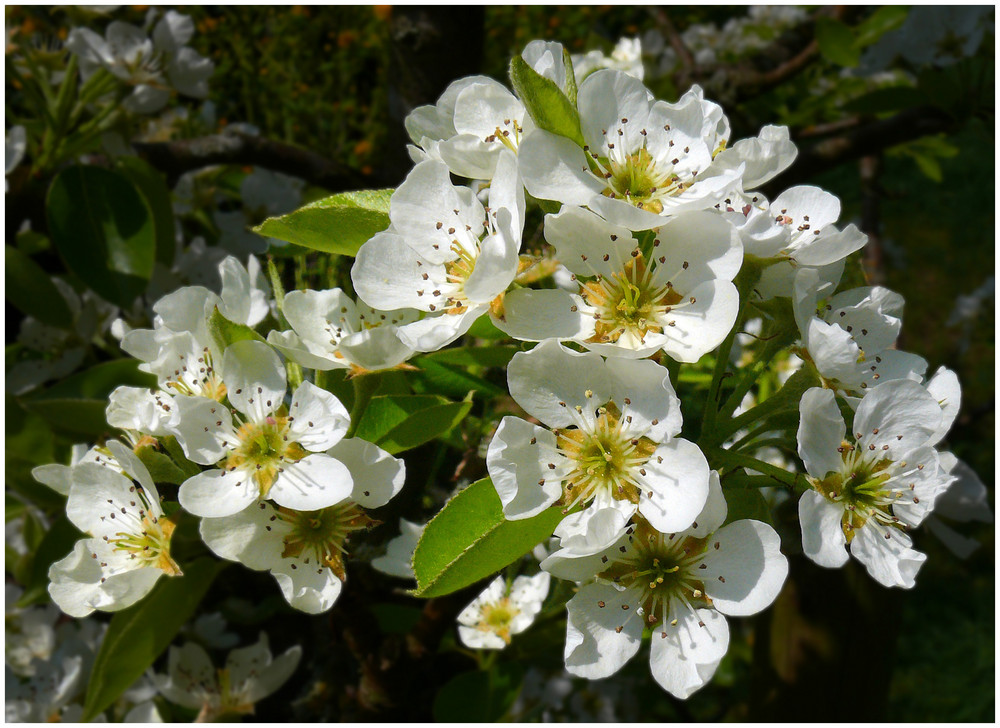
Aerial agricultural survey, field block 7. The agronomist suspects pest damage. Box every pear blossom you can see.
[199,437,405,612]
[497,206,741,362]
[405,62,543,180]
[47,441,181,617]
[487,340,710,535]
[5,654,84,722]
[5,586,60,677]
[66,10,213,114]
[352,153,524,353]
[796,381,957,588]
[172,340,353,518]
[457,572,551,649]
[553,473,787,699]
[267,288,419,374]
[721,186,867,299]
[214,169,305,255]
[155,634,300,721]
[518,73,750,230]
[793,271,928,400]
[572,37,645,83]
[371,517,425,579]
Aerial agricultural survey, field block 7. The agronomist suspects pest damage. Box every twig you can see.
[649,7,694,70]
[132,131,378,189]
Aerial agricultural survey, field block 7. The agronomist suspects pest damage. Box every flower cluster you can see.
[13,27,989,713]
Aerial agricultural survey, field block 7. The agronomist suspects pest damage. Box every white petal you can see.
[199,506,279,571]
[791,224,868,267]
[32,464,74,496]
[638,438,710,533]
[853,379,942,455]
[797,388,846,478]
[326,438,405,509]
[219,256,269,327]
[352,231,446,312]
[850,523,925,589]
[604,357,682,441]
[518,129,604,206]
[493,288,594,343]
[702,520,788,616]
[337,326,416,372]
[798,490,849,568]
[564,582,644,679]
[925,366,961,446]
[722,124,797,188]
[286,381,350,452]
[653,210,743,287]
[179,468,259,518]
[106,386,176,437]
[244,645,302,703]
[395,308,481,353]
[171,395,234,465]
[659,279,740,363]
[649,607,729,699]
[541,507,631,582]
[543,206,636,278]
[268,455,353,511]
[458,625,507,650]
[688,470,727,537]
[222,340,286,422]
[463,232,517,305]
[507,340,610,429]
[487,417,565,520]
[271,562,343,613]
[267,329,347,372]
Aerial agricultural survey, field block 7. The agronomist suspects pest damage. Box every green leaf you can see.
[46,165,156,307]
[721,486,773,526]
[5,245,74,328]
[16,517,84,607]
[911,153,943,183]
[82,558,225,722]
[354,394,472,455]
[253,189,393,256]
[115,157,177,267]
[433,664,524,722]
[207,305,265,352]
[815,18,860,68]
[509,55,585,147]
[412,477,565,598]
[411,359,505,399]
[136,445,187,486]
[466,312,510,340]
[562,47,579,107]
[853,6,908,48]
[420,345,519,369]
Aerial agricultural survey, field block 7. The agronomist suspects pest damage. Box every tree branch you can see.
[132,131,379,190]
[777,105,957,188]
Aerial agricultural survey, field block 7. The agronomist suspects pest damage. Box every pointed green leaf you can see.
[15,517,84,607]
[207,305,265,352]
[412,477,565,598]
[509,55,585,147]
[115,157,177,267]
[46,165,156,307]
[253,188,393,256]
[354,394,472,454]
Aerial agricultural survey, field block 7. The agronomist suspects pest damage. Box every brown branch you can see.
[775,105,957,189]
[649,6,694,70]
[132,131,379,190]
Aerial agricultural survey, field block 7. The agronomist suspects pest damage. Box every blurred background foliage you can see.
[5,4,994,722]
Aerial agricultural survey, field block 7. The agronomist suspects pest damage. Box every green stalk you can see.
[716,325,797,424]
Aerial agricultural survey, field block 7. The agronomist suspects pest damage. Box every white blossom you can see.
[924,453,994,558]
[518,74,751,230]
[497,206,742,363]
[572,37,645,83]
[457,572,551,649]
[553,473,787,698]
[267,288,419,374]
[487,340,710,536]
[5,125,26,191]
[199,438,405,612]
[352,153,524,353]
[796,381,957,588]
[47,441,181,617]
[155,634,300,721]
[173,340,353,518]
[66,10,213,114]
